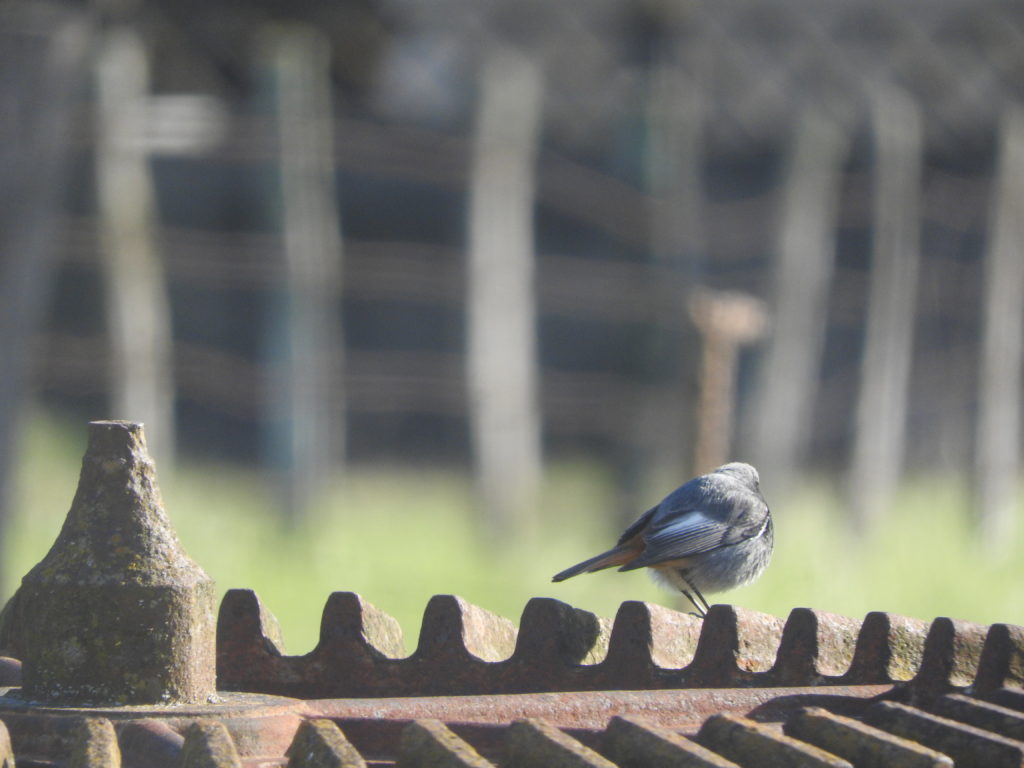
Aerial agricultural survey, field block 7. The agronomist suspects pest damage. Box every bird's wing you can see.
[552,505,681,583]
[615,505,659,546]
[619,494,768,570]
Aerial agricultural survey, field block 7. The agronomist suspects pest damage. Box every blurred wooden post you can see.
[264,25,345,524]
[95,27,175,469]
[749,111,846,493]
[847,87,923,530]
[637,39,707,492]
[0,8,88,599]
[646,53,706,279]
[467,45,544,539]
[974,105,1024,550]
[689,289,766,474]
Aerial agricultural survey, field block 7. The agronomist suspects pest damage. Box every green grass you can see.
[3,410,1023,655]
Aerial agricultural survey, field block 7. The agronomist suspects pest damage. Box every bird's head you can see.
[712,462,761,491]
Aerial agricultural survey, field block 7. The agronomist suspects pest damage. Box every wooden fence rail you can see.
[4,0,1022,541]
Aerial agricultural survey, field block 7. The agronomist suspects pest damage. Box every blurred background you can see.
[3,0,1024,653]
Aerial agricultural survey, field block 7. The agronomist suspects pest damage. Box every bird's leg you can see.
[691,583,711,615]
[681,589,705,618]
[679,571,711,618]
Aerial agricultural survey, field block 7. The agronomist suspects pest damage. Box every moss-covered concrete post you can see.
[16,420,216,705]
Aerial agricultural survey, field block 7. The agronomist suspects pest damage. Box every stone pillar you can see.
[14,421,216,705]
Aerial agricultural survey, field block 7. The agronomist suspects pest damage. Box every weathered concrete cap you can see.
[15,421,216,705]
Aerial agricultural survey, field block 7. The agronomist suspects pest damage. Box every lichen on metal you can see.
[783,707,953,767]
[841,612,930,685]
[512,597,612,669]
[285,718,365,768]
[180,721,242,768]
[926,693,1024,742]
[70,718,121,768]
[6,421,216,705]
[319,591,407,659]
[602,600,703,672]
[396,719,494,768]
[973,622,1024,693]
[697,711,852,767]
[603,715,741,767]
[416,595,518,665]
[864,700,1024,767]
[911,617,989,695]
[770,608,861,685]
[0,719,12,768]
[684,604,786,683]
[214,589,1019,698]
[504,718,615,768]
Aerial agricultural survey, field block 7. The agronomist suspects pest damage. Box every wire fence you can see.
[4,0,1024,538]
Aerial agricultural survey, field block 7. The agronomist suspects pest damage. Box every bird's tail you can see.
[552,546,636,582]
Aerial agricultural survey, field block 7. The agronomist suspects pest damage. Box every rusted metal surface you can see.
[8,581,1011,766]
[603,715,741,768]
[6,557,1024,766]
[783,706,953,767]
[180,721,243,768]
[974,622,1024,694]
[0,718,12,768]
[505,718,614,767]
[925,693,1024,741]
[0,691,302,766]
[286,719,368,768]
[698,711,852,767]
[864,699,1024,767]
[305,685,894,761]
[4,423,1024,767]
[0,658,19,688]
[307,685,895,732]
[70,717,120,768]
[119,720,185,768]
[910,617,989,695]
[216,588,1012,699]
[3,669,1024,765]
[396,719,493,768]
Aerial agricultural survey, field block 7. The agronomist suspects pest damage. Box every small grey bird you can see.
[552,462,772,617]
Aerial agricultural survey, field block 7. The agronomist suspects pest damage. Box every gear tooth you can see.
[974,623,1024,694]
[770,607,860,685]
[686,605,784,686]
[842,612,930,685]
